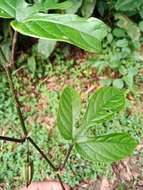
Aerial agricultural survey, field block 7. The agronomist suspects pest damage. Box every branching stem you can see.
[0,30,67,190]
[0,136,26,143]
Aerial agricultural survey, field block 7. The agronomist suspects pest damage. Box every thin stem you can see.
[60,144,74,170]
[28,137,66,190]
[0,32,66,190]
[11,31,18,69]
[0,47,28,136]
[0,136,26,143]
[5,66,28,136]
[57,173,66,190]
[28,137,57,171]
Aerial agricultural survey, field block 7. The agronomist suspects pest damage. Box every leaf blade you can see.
[57,86,81,140]
[76,133,137,162]
[83,87,125,129]
[0,0,16,18]
[11,14,108,52]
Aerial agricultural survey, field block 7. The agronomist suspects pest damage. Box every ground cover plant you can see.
[0,0,142,190]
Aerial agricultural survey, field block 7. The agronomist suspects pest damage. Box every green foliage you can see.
[115,0,143,18]
[57,86,137,163]
[11,14,108,53]
[87,24,143,90]
[0,0,108,53]
[0,0,142,188]
[0,59,142,188]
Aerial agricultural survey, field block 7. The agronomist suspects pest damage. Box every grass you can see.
[0,45,143,189]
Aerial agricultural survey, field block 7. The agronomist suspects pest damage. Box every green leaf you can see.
[83,87,125,128]
[81,0,96,18]
[0,0,73,19]
[57,86,81,140]
[112,28,126,38]
[37,39,56,59]
[75,133,137,162]
[0,0,16,18]
[115,0,143,12]
[115,14,140,41]
[11,14,108,52]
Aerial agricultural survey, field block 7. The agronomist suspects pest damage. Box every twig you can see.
[28,137,56,171]
[0,136,26,143]
[0,32,66,190]
[28,137,66,190]
[60,144,74,170]
[11,31,18,69]
[0,47,28,136]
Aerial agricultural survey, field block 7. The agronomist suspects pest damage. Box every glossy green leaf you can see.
[57,86,81,140]
[76,133,137,162]
[83,87,125,128]
[11,14,108,52]
[81,0,96,18]
[0,0,16,18]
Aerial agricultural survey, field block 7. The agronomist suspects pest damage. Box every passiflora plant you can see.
[57,86,137,163]
[0,0,137,189]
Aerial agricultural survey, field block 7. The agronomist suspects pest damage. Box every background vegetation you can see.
[0,0,143,189]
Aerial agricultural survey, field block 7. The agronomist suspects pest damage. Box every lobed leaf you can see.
[57,86,81,140]
[76,133,137,162]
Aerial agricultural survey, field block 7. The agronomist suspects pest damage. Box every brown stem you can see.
[60,144,74,170]
[28,137,66,190]
[57,173,66,190]
[0,47,28,136]
[28,137,56,171]
[0,32,66,190]
[0,136,26,143]
[11,31,18,69]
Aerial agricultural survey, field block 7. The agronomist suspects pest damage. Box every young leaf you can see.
[57,86,81,140]
[11,14,108,52]
[83,87,125,128]
[75,133,137,162]
[0,0,16,18]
